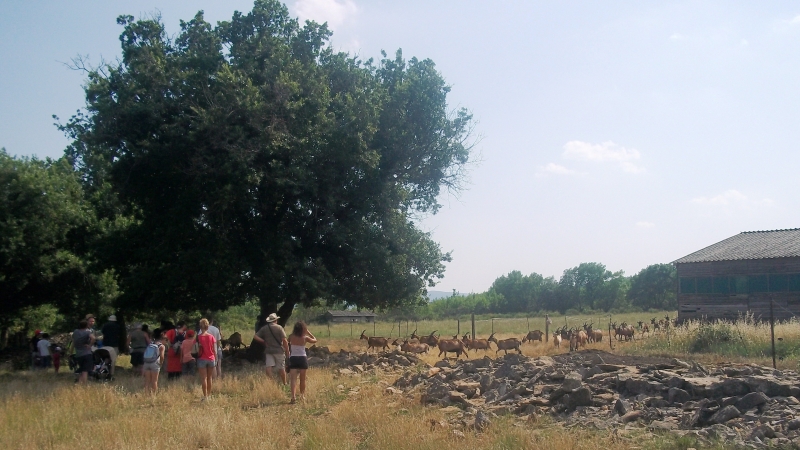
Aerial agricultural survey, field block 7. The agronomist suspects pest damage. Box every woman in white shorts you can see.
[287,321,317,404]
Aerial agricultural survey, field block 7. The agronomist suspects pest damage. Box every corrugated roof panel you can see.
[673,228,800,263]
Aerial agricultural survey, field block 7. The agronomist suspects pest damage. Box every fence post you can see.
[457,319,460,336]
[492,318,495,334]
[770,298,776,369]
[373,320,376,337]
[471,314,476,341]
[328,323,330,337]
[545,314,550,342]
[350,320,353,337]
[527,317,530,331]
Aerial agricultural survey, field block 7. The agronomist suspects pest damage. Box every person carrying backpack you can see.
[143,329,166,395]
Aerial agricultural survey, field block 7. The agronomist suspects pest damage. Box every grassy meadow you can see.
[4,310,795,449]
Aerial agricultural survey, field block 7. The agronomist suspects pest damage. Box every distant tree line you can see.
[382,263,677,320]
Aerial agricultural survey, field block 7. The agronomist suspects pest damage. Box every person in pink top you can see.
[196,319,217,401]
[180,329,197,376]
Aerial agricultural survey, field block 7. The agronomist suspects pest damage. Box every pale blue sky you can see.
[2,1,800,293]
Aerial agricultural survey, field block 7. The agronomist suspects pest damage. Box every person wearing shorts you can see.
[72,319,95,384]
[128,323,149,376]
[196,318,217,401]
[253,313,289,384]
[207,319,222,379]
[143,329,165,395]
[287,321,317,404]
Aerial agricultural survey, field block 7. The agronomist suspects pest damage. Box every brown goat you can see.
[437,338,467,359]
[418,331,439,347]
[400,340,429,355]
[522,330,544,343]
[227,331,245,350]
[359,330,390,352]
[467,334,493,353]
[487,333,522,355]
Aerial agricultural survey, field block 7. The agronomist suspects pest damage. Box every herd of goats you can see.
[359,315,679,359]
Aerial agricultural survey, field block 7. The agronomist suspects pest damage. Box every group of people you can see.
[59,311,316,404]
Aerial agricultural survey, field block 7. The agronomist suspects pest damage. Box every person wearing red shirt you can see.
[164,321,187,380]
[196,318,217,401]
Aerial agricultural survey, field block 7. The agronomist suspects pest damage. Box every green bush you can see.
[690,322,736,353]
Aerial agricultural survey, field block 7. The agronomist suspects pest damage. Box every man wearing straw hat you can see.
[253,313,289,384]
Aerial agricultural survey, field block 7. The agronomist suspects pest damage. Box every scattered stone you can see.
[668,387,691,404]
[562,372,583,392]
[474,410,491,431]
[709,405,740,424]
[615,398,631,416]
[735,392,769,411]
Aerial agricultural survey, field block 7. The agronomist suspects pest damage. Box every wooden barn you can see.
[674,228,800,322]
[324,310,378,323]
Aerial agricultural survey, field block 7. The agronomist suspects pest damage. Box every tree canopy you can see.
[62,0,472,325]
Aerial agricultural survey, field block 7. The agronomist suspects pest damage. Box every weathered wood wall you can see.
[677,257,800,322]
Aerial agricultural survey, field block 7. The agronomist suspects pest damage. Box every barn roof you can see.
[674,228,800,264]
[325,310,377,317]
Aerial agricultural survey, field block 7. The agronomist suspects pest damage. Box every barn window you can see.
[789,274,800,292]
[732,276,748,294]
[696,277,712,294]
[680,277,696,293]
[770,274,788,292]
[749,274,768,293]
[713,277,730,294]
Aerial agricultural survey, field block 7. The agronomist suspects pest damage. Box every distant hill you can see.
[426,290,462,300]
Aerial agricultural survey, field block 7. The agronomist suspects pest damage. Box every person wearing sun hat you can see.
[253,313,289,384]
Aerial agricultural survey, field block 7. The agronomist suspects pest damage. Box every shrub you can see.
[690,322,736,353]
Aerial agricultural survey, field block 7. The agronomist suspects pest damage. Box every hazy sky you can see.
[2,1,800,294]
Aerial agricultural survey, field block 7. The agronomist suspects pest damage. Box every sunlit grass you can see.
[0,360,716,450]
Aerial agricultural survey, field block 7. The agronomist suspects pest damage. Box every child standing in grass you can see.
[196,319,217,401]
[143,329,166,395]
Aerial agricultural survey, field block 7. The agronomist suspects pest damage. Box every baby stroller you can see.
[92,348,113,381]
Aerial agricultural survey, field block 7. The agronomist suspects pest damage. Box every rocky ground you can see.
[296,346,800,449]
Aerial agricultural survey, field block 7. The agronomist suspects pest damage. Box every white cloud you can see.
[636,221,655,228]
[669,33,685,41]
[537,163,577,176]
[691,189,774,207]
[562,140,644,173]
[292,0,358,30]
[792,15,800,25]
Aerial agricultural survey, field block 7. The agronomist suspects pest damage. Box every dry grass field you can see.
[7,311,793,450]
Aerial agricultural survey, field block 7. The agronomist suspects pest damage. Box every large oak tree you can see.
[63,0,472,326]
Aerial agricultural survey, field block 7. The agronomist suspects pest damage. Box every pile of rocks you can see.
[391,350,800,448]
[306,346,422,375]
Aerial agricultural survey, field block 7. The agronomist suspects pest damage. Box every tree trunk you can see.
[0,326,8,350]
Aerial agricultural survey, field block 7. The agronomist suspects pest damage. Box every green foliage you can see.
[62,0,472,324]
[628,263,676,310]
[690,322,737,353]
[0,149,117,332]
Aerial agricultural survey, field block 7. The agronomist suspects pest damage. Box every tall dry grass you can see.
[622,314,800,370]
[0,365,713,450]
